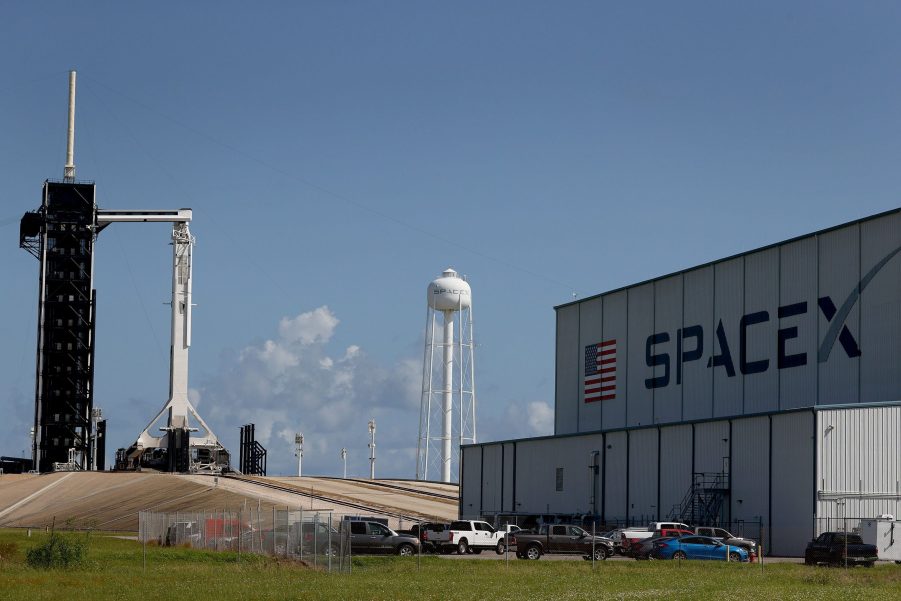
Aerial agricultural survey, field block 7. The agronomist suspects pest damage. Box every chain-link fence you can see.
[138,509,437,573]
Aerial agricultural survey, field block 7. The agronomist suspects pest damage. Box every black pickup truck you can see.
[804,532,878,567]
[513,524,613,561]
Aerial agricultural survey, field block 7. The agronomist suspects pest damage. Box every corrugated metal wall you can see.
[628,428,658,521]
[602,291,629,427]
[817,406,901,524]
[460,445,482,519]
[578,297,603,432]
[654,276,683,423]
[730,416,769,527]
[659,424,692,518]
[555,304,580,434]
[554,210,900,436]
[604,430,628,521]
[502,442,515,513]
[770,412,815,556]
[481,445,503,513]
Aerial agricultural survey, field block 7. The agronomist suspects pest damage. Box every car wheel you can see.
[526,545,541,560]
[593,547,607,561]
[804,555,815,566]
[729,551,742,562]
[673,551,687,560]
[496,541,506,555]
[397,543,415,557]
[457,539,469,555]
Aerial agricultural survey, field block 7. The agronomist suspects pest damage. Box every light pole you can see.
[295,433,304,477]
[341,448,347,479]
[368,420,376,480]
[91,408,102,470]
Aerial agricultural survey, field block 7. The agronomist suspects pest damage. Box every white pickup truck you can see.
[432,520,512,554]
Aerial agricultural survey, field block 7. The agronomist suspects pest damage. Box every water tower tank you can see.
[427,268,472,311]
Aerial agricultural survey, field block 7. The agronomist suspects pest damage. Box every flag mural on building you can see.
[584,339,616,402]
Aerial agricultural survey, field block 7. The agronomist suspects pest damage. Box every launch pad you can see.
[18,72,229,474]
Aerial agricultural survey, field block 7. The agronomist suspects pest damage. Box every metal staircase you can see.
[668,471,730,525]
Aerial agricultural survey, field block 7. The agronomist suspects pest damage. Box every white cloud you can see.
[198,306,423,477]
[526,401,554,435]
[277,306,339,345]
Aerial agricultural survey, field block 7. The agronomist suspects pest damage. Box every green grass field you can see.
[1,529,900,600]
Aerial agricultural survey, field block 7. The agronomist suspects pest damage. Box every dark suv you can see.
[348,520,420,556]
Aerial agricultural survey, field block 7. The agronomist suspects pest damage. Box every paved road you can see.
[433,551,805,563]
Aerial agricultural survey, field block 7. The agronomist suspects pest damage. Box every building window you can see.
[555,467,564,492]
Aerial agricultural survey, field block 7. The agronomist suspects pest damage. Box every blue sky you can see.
[2,2,900,478]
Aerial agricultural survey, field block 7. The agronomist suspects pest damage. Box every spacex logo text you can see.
[644,297,857,390]
[643,243,900,391]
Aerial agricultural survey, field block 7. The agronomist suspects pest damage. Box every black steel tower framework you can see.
[20,181,97,472]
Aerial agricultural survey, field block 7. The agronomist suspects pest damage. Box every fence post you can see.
[314,512,319,567]
[300,507,304,563]
[328,513,333,573]
[592,522,596,569]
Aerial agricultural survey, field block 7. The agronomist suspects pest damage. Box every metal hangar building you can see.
[460,208,901,556]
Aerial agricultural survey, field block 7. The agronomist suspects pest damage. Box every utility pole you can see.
[341,448,347,479]
[295,433,304,477]
[368,419,376,480]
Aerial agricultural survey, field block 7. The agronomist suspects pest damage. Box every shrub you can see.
[26,531,88,569]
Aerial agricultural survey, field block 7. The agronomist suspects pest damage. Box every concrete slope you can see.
[265,477,458,522]
[0,472,460,531]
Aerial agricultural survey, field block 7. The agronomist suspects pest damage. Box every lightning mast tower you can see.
[416,268,476,483]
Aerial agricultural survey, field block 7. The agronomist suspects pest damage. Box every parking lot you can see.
[434,550,806,563]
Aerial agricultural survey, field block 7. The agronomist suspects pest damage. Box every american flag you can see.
[585,339,616,402]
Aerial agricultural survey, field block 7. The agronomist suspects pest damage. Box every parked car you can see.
[627,528,693,556]
[347,520,420,556]
[602,529,628,554]
[262,520,340,557]
[652,535,750,561]
[632,536,676,560]
[694,526,757,554]
[408,522,449,553]
[513,524,614,561]
[804,532,878,567]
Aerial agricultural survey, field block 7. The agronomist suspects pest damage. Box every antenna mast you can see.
[64,71,76,182]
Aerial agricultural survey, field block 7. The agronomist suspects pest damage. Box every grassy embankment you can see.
[1,529,900,600]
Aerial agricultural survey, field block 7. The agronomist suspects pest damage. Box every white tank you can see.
[427,268,472,311]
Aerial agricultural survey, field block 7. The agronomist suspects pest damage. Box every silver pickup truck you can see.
[347,520,421,556]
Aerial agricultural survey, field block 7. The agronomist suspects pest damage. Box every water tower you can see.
[416,268,476,483]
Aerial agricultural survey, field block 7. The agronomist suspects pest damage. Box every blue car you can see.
[652,535,749,562]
